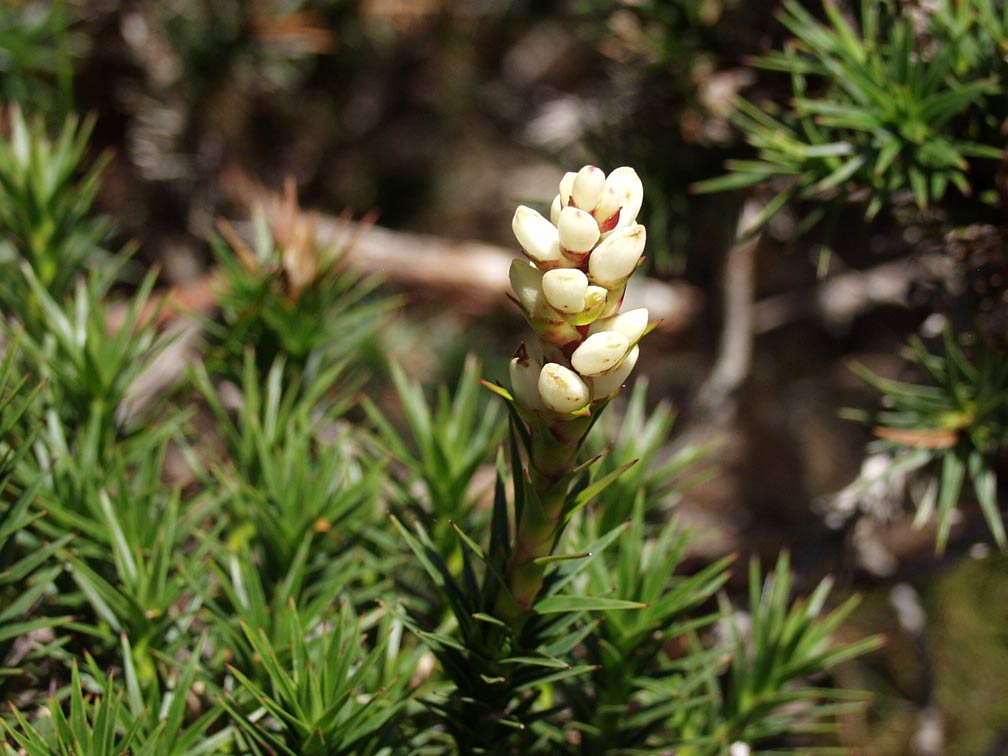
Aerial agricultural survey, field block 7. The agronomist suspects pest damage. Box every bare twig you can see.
[694,197,764,415]
[753,253,952,334]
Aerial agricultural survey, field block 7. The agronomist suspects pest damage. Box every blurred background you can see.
[2,0,1007,753]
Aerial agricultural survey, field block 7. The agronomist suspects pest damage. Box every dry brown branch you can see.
[694,197,764,414]
[753,253,953,334]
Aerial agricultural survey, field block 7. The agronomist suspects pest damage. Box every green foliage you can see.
[3,647,230,756]
[0,341,71,705]
[694,0,1005,226]
[192,347,357,478]
[562,508,732,753]
[191,350,381,579]
[218,598,410,756]
[20,389,179,555]
[364,356,506,554]
[391,425,646,752]
[209,205,393,377]
[0,2,75,119]
[585,378,716,532]
[17,388,208,700]
[12,265,162,437]
[3,662,144,756]
[0,52,880,756]
[703,554,881,754]
[9,263,172,554]
[191,540,371,675]
[157,0,340,101]
[0,107,112,315]
[849,331,1008,552]
[58,484,207,670]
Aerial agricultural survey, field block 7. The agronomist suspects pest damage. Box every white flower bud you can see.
[571,165,605,210]
[557,206,600,253]
[588,223,646,288]
[513,205,561,264]
[571,331,630,377]
[590,346,639,399]
[589,307,649,344]
[550,194,562,226]
[604,167,644,229]
[541,268,588,314]
[509,343,543,411]
[559,171,577,207]
[509,259,544,314]
[538,363,591,414]
[592,186,622,231]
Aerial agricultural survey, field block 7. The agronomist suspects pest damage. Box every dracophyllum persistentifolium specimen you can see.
[497,165,659,621]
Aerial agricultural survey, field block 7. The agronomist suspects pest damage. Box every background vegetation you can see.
[1,0,1006,753]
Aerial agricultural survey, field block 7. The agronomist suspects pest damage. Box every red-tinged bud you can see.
[604,167,644,230]
[597,209,621,234]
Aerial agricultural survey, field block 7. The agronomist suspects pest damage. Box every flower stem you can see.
[496,416,591,625]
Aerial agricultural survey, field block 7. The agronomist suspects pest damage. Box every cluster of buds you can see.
[508,165,651,416]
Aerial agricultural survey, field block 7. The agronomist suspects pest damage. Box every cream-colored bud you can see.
[604,167,644,229]
[571,331,630,377]
[538,363,591,414]
[558,206,600,253]
[509,343,543,411]
[559,171,577,207]
[591,346,639,399]
[513,206,561,264]
[589,307,649,344]
[542,268,588,314]
[571,165,605,210]
[588,223,646,288]
[509,259,544,314]
[593,186,622,231]
[550,194,562,226]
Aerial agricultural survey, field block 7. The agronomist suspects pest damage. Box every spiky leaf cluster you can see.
[694,0,1006,226]
[849,331,1008,552]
